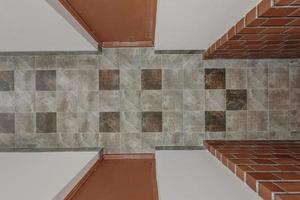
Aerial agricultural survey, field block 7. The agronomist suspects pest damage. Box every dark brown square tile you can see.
[36,70,56,91]
[0,113,15,133]
[205,69,225,89]
[36,112,57,133]
[141,69,162,90]
[99,70,119,90]
[142,112,162,132]
[0,71,14,91]
[99,112,120,132]
[226,89,247,110]
[205,111,226,132]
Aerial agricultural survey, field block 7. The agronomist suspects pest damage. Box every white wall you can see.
[0,0,98,52]
[155,0,260,50]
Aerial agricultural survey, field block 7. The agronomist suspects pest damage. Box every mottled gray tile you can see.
[15,92,35,112]
[183,54,202,69]
[102,48,119,69]
[78,70,98,91]
[290,67,300,88]
[162,54,183,69]
[56,70,78,91]
[120,112,141,133]
[99,133,120,153]
[36,70,56,91]
[226,111,247,132]
[291,88,300,105]
[0,113,15,134]
[246,132,270,140]
[140,48,162,69]
[8,56,34,69]
[184,68,204,89]
[35,92,57,112]
[78,91,99,112]
[141,90,162,111]
[77,112,98,133]
[289,109,300,132]
[269,111,289,132]
[163,69,184,89]
[162,90,183,111]
[120,90,140,111]
[226,132,247,140]
[183,111,205,132]
[268,66,289,89]
[205,111,226,132]
[58,133,76,147]
[99,112,120,133]
[183,132,205,146]
[269,89,289,110]
[77,54,101,69]
[163,132,184,146]
[15,70,35,91]
[56,91,77,112]
[0,134,14,147]
[120,69,141,90]
[226,68,247,89]
[248,89,268,111]
[15,113,35,134]
[248,67,268,89]
[0,92,15,112]
[56,112,77,134]
[35,55,56,69]
[142,112,162,132]
[205,132,226,140]
[15,133,36,148]
[247,111,268,131]
[163,112,183,133]
[56,55,77,69]
[99,91,120,112]
[119,48,141,69]
[184,89,204,111]
[120,133,142,153]
[36,112,57,133]
[0,71,14,91]
[99,70,119,90]
[75,133,99,147]
[141,132,163,153]
[205,90,225,111]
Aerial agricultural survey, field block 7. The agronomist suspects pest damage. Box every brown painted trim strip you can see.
[64,155,103,200]
[103,153,155,160]
[152,159,159,200]
[102,41,154,48]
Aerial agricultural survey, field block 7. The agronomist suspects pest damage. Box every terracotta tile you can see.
[142,112,162,132]
[228,159,255,173]
[251,159,276,164]
[273,172,300,180]
[259,182,284,200]
[141,69,161,90]
[226,90,247,110]
[274,165,300,172]
[205,111,226,132]
[205,69,225,89]
[250,165,278,172]
[275,194,300,200]
[236,165,254,181]
[99,112,120,132]
[274,159,300,165]
[276,182,300,192]
[99,70,120,90]
[246,172,281,191]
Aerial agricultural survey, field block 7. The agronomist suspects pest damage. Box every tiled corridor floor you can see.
[70,156,158,200]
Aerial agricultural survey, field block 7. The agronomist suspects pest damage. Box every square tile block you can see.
[36,112,57,133]
[99,112,120,132]
[226,90,247,110]
[248,89,268,111]
[142,112,162,132]
[205,111,226,132]
[163,69,184,89]
[0,71,14,91]
[268,66,289,88]
[141,69,162,90]
[269,89,289,110]
[226,68,247,89]
[226,111,247,132]
[205,69,225,89]
[99,70,119,90]
[205,90,225,111]
[36,70,56,91]
[247,111,268,131]
[247,67,268,89]
[0,113,15,133]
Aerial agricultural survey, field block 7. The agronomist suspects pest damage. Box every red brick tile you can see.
[275,194,300,200]
[274,159,300,165]
[246,172,281,191]
[276,182,300,192]
[273,172,300,180]
[236,165,254,181]
[250,165,278,172]
[274,165,300,172]
[259,182,284,200]
[251,159,277,164]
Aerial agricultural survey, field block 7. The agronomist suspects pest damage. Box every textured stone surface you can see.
[205,69,225,89]
[0,113,15,134]
[141,69,161,90]
[99,112,120,133]
[205,111,226,132]
[36,70,56,91]
[0,71,14,91]
[36,112,57,133]
[142,112,162,132]
[226,90,247,110]
[99,70,120,90]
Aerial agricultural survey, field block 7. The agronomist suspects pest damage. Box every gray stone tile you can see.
[99,91,120,112]
[163,132,184,146]
[119,48,141,69]
[291,88,300,106]
[226,111,247,132]
[205,90,225,111]
[183,111,205,132]
[269,89,289,110]
[15,70,35,91]
[15,92,35,112]
[226,132,247,140]
[56,55,78,69]
[75,133,99,147]
[120,69,141,90]
[141,69,162,90]
[58,133,76,147]
[162,54,183,69]
[77,112,98,133]
[142,112,162,132]
[35,55,56,69]
[57,112,78,133]
[56,70,78,91]
[0,57,10,70]
[162,90,183,111]
[120,90,140,111]
[183,89,204,111]
[290,67,300,88]
[0,71,14,91]
[183,132,205,146]
[289,108,300,132]
[140,48,162,69]
[163,69,184,89]
[120,133,142,153]
[77,54,101,69]
[15,113,35,134]
[78,91,99,112]
[269,131,291,140]
[268,66,289,88]
[0,134,14,147]
[36,70,56,91]
[248,67,268,89]
[99,112,120,133]
[36,112,57,133]
[120,112,141,133]
[0,113,15,134]
[56,91,78,112]
[0,92,15,112]
[269,111,289,132]
[226,68,247,89]
[184,68,204,89]
[246,132,270,140]
[15,133,36,148]
[141,132,163,153]
[183,54,202,69]
[163,112,183,133]
[141,90,162,111]
[247,111,268,131]
[8,56,34,69]
[248,89,268,111]
[78,70,98,91]
[36,133,59,148]
[35,92,57,112]
[99,133,120,153]
[205,132,226,140]
[101,48,119,69]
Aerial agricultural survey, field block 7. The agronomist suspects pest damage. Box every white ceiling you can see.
[155,0,260,50]
[0,0,97,52]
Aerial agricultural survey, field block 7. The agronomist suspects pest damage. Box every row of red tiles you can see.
[204,0,300,59]
[204,140,300,200]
